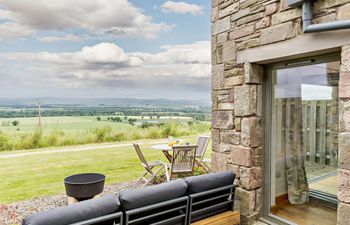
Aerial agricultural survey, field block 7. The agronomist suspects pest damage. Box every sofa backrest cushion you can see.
[22,194,120,225]
[184,171,236,194]
[119,179,188,211]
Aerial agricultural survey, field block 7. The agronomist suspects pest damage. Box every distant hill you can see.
[0,97,211,109]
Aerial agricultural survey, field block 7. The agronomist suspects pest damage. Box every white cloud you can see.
[0,0,171,40]
[3,42,142,69]
[0,22,34,40]
[78,43,140,65]
[37,34,90,43]
[161,1,204,15]
[1,41,210,87]
[155,41,211,64]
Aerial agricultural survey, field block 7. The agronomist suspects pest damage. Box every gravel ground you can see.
[0,180,138,225]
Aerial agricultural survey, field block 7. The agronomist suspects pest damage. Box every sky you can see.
[275,62,340,100]
[0,0,211,100]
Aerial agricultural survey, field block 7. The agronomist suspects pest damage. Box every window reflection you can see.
[269,61,339,225]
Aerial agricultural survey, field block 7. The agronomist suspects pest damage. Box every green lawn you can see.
[0,135,211,204]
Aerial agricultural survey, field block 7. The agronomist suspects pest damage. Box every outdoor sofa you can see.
[22,171,236,225]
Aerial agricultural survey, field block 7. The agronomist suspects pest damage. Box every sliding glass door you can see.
[264,55,339,225]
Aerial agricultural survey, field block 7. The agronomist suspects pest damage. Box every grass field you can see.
[0,115,211,203]
[0,115,192,133]
[0,135,211,203]
[0,116,208,151]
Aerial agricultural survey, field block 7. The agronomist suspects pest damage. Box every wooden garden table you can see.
[151,144,173,162]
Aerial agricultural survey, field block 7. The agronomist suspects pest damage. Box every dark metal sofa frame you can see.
[67,185,235,225]
[23,174,235,225]
[187,184,236,224]
[121,184,235,225]
[70,212,123,225]
[123,196,189,225]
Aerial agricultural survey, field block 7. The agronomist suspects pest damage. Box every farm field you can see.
[0,115,193,133]
[0,115,208,151]
[0,135,211,203]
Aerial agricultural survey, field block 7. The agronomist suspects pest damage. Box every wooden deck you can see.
[272,201,337,225]
[191,200,336,225]
[192,211,240,225]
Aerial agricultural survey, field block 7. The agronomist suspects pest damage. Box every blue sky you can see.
[0,0,211,100]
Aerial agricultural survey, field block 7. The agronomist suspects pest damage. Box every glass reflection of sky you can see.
[274,62,339,99]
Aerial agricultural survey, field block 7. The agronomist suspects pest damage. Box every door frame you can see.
[262,53,340,224]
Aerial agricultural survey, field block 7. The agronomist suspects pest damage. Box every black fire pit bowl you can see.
[64,173,105,200]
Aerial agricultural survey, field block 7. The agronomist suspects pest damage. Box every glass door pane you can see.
[269,60,339,225]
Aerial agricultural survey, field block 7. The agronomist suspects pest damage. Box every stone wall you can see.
[338,45,350,225]
[211,0,350,224]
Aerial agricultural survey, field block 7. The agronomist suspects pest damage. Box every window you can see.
[263,55,339,225]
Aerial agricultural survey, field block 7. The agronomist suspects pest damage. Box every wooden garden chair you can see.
[166,145,197,181]
[133,143,166,187]
[195,136,211,172]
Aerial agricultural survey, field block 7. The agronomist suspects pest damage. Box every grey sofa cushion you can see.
[119,179,188,211]
[22,194,120,225]
[184,171,235,194]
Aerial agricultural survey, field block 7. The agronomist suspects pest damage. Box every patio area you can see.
[21,170,238,225]
[14,135,242,225]
[0,135,216,224]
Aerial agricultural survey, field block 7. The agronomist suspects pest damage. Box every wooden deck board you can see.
[272,201,336,225]
[191,211,240,225]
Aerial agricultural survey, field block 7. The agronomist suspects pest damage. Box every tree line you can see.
[0,106,210,121]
